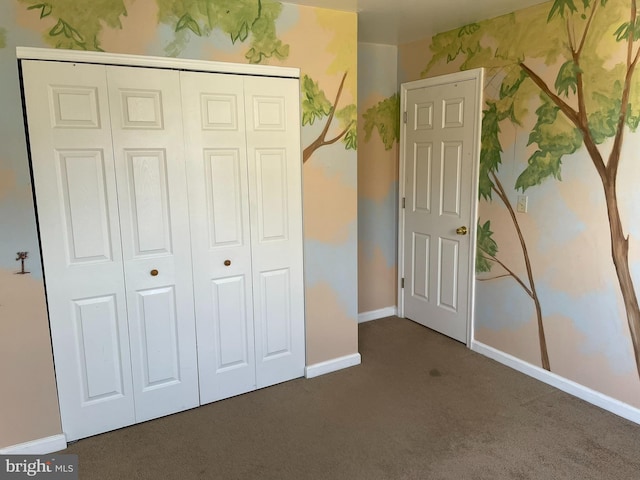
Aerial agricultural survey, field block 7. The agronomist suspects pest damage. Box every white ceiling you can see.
[285,0,549,45]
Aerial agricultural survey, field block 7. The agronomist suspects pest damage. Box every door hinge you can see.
[403,111,407,123]
[401,278,405,289]
[402,197,406,209]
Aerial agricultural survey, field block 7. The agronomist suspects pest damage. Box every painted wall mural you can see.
[400,0,640,406]
[0,0,357,448]
[302,72,357,162]
[357,43,400,314]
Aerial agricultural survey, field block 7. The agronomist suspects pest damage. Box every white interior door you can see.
[22,61,135,441]
[244,76,305,388]
[399,71,482,343]
[106,66,199,421]
[181,71,257,404]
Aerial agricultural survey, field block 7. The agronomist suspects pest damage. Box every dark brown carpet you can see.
[65,317,640,479]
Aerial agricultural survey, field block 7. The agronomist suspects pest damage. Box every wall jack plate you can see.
[517,195,528,213]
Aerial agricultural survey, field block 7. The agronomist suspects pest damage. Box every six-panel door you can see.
[402,78,478,343]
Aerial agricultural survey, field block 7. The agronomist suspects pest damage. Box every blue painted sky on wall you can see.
[359,183,397,267]
[304,221,358,317]
[536,283,637,375]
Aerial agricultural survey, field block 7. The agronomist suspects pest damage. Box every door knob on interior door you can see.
[224,260,231,266]
[456,226,468,235]
[150,269,159,276]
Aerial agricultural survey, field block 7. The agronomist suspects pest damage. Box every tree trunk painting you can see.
[517,0,640,376]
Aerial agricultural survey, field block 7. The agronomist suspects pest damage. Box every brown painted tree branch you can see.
[478,253,533,297]
[577,1,599,57]
[477,273,514,282]
[566,17,576,53]
[302,71,349,163]
[491,174,550,371]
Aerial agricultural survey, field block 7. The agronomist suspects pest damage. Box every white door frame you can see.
[397,68,483,347]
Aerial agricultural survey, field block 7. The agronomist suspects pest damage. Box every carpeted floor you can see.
[65,317,640,479]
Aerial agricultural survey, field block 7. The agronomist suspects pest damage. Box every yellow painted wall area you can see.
[0,0,357,448]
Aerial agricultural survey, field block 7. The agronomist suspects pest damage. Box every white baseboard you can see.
[358,306,397,323]
[305,353,361,379]
[471,340,640,425]
[0,434,67,455]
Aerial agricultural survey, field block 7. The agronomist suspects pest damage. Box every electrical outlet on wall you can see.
[517,195,528,213]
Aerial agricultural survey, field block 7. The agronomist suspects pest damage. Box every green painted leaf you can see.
[626,108,640,131]
[343,128,357,151]
[458,23,480,37]
[49,19,64,36]
[176,13,202,36]
[301,75,332,126]
[548,0,578,21]
[478,103,503,201]
[156,0,288,64]
[244,2,289,63]
[500,69,527,99]
[555,60,581,97]
[27,3,52,18]
[614,22,632,42]
[362,93,400,151]
[337,104,358,149]
[21,0,127,51]
[63,22,85,45]
[517,94,583,191]
[476,220,498,273]
[613,19,640,43]
[231,22,249,43]
[588,89,621,143]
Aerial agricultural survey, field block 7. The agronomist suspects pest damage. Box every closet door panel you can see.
[181,71,256,404]
[107,66,199,421]
[135,286,181,387]
[21,61,135,441]
[244,76,305,388]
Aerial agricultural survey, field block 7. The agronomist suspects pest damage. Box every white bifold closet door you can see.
[22,60,199,441]
[22,58,305,440]
[181,71,305,404]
